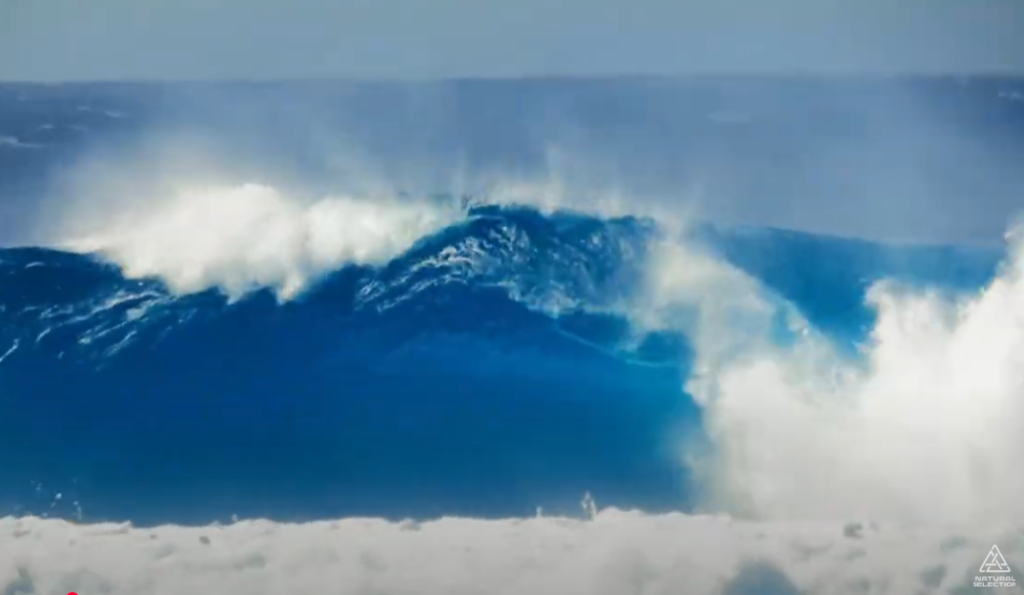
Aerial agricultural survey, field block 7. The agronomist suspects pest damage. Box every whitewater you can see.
[2,79,1024,594]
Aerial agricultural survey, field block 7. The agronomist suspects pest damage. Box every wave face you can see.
[0,200,1002,525]
[0,203,678,524]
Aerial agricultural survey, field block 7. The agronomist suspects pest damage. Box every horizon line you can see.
[2,71,1024,86]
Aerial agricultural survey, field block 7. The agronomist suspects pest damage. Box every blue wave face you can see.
[0,204,1001,525]
[2,79,1022,537]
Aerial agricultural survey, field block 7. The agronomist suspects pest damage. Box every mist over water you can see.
[3,77,1024,244]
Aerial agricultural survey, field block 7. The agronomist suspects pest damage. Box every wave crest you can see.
[62,183,461,299]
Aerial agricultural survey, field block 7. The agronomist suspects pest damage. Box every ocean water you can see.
[1,78,1023,594]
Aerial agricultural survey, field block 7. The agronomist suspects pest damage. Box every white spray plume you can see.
[640,224,1024,528]
[483,175,699,235]
[61,183,461,300]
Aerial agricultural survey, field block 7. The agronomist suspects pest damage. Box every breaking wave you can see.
[1,182,1020,594]
[60,183,462,299]
[3,178,1017,518]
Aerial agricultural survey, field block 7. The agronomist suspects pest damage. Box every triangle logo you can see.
[980,545,1012,573]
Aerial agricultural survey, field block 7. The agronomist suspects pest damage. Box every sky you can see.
[2,0,1023,81]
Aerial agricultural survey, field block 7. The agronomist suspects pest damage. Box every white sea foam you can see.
[1,511,1018,595]
[61,183,462,300]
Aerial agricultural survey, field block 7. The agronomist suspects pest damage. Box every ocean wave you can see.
[3,198,1019,527]
[1,202,657,366]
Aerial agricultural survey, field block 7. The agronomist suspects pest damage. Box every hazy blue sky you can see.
[2,0,1023,80]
